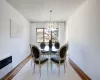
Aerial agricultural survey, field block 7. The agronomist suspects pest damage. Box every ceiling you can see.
[6,0,85,22]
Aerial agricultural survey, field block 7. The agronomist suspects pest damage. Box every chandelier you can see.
[45,10,57,33]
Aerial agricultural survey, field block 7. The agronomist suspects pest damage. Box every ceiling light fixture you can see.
[45,10,57,33]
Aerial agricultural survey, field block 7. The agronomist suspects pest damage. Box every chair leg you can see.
[64,63,66,73]
[39,65,41,77]
[66,61,68,69]
[31,58,32,66]
[43,54,44,57]
[50,52,51,58]
[47,61,48,73]
[33,64,35,73]
[51,61,52,71]
[58,65,60,76]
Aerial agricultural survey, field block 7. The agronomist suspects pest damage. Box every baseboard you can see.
[2,54,32,80]
[68,58,91,80]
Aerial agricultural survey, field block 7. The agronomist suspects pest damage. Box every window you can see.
[36,29,43,42]
[36,28,58,42]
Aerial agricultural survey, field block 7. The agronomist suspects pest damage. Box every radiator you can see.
[0,56,12,79]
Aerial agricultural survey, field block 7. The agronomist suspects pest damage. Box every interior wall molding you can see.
[68,58,91,80]
[2,54,32,80]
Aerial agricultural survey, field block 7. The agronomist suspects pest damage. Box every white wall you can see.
[58,22,66,46]
[30,22,66,47]
[65,21,68,43]
[67,0,100,79]
[0,0,30,68]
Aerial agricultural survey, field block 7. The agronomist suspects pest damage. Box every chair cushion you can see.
[51,50,58,53]
[41,50,49,53]
[35,57,48,64]
[51,56,64,64]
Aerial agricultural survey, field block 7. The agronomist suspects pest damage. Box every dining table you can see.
[39,45,59,58]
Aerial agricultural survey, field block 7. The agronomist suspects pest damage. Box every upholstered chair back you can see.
[32,46,40,59]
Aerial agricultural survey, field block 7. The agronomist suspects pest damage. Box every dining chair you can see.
[51,41,60,55]
[50,44,68,76]
[55,41,60,49]
[29,44,33,66]
[40,42,49,57]
[32,45,48,76]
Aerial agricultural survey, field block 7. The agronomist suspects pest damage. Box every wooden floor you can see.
[11,56,81,80]
[2,55,31,80]
[2,54,91,80]
[68,58,91,80]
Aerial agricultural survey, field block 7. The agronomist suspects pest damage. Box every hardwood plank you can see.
[2,54,32,80]
[68,58,91,80]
